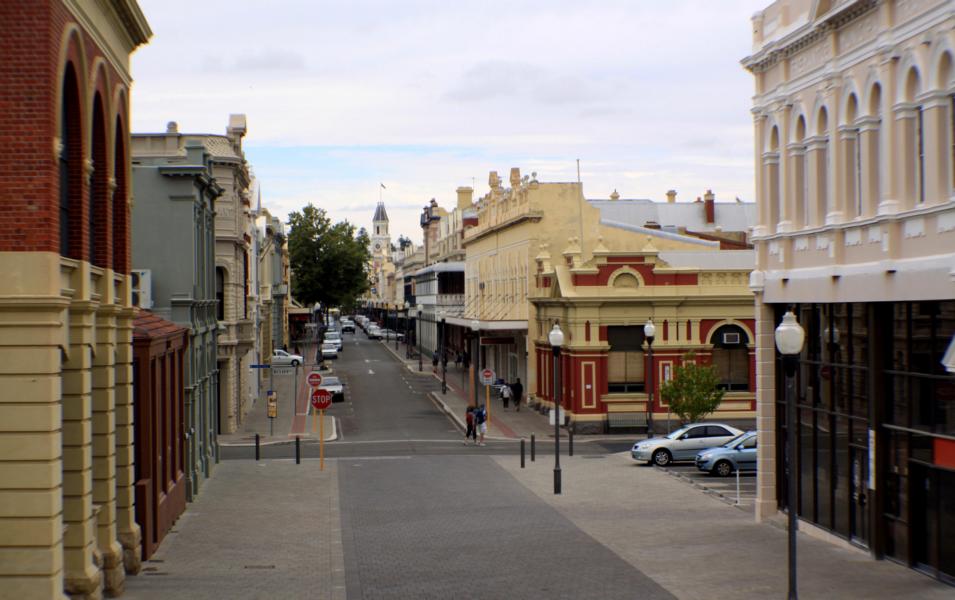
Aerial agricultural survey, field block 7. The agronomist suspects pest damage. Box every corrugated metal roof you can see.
[589,198,756,233]
[657,250,755,270]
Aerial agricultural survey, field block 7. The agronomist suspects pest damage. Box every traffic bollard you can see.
[521,439,526,468]
[255,433,260,461]
[569,430,574,457]
[531,433,536,462]
[295,436,301,464]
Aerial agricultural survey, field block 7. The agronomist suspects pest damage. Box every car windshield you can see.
[720,433,747,448]
[322,377,340,386]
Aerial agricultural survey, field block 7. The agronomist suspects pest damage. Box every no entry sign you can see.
[311,388,332,411]
[480,368,495,385]
[307,371,323,387]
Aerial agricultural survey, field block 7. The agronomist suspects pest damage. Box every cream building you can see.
[744,0,955,583]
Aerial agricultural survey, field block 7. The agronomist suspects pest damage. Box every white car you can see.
[271,349,303,367]
[318,375,345,402]
[325,331,343,351]
[631,423,744,466]
[320,342,338,360]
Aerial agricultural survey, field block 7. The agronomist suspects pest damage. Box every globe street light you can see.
[775,309,805,600]
[548,323,565,495]
[644,319,656,438]
[416,305,423,372]
[404,301,411,358]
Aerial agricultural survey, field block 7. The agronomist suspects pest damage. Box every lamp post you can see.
[471,319,480,408]
[416,305,423,372]
[644,319,656,439]
[439,310,448,394]
[549,323,564,495]
[775,310,805,600]
[394,304,400,351]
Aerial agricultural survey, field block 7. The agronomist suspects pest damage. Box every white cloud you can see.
[133,0,768,242]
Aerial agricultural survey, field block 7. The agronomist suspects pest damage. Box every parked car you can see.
[631,423,744,466]
[271,349,303,367]
[321,342,339,360]
[319,375,345,403]
[367,326,382,340]
[340,319,355,333]
[696,431,757,476]
[325,331,343,351]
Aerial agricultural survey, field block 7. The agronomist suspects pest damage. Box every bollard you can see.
[255,433,260,461]
[295,436,301,465]
[530,433,536,462]
[521,439,526,469]
[569,429,574,457]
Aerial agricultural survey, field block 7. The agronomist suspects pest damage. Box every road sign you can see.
[272,367,294,376]
[480,368,495,385]
[307,371,323,387]
[250,364,271,369]
[311,388,332,411]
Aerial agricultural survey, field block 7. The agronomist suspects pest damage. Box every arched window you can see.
[90,93,107,266]
[844,94,862,218]
[793,115,809,227]
[815,107,830,223]
[60,64,82,258]
[113,115,128,273]
[710,324,750,391]
[903,67,925,205]
[866,84,882,216]
[939,52,955,192]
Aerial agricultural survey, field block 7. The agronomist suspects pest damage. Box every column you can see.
[826,90,845,225]
[785,143,805,230]
[895,104,919,209]
[857,115,881,217]
[777,105,794,232]
[62,262,102,599]
[839,125,860,219]
[920,92,950,205]
[113,304,141,575]
[91,291,123,594]
[0,253,70,600]
[806,136,829,227]
[753,114,767,237]
[754,297,778,522]
[878,55,901,214]
[762,151,780,234]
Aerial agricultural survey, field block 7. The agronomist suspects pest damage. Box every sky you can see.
[132,0,769,244]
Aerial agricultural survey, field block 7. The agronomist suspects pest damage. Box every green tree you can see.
[659,353,725,424]
[287,204,371,320]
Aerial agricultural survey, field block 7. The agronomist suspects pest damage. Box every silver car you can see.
[270,349,303,367]
[631,423,744,467]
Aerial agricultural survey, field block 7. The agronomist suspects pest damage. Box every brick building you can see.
[0,2,150,598]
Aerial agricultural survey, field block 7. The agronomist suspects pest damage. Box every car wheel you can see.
[291,360,300,367]
[652,449,672,467]
[713,460,734,477]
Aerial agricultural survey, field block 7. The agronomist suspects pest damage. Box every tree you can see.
[287,204,371,320]
[659,352,726,424]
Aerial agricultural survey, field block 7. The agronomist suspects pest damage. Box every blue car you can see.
[695,431,757,476]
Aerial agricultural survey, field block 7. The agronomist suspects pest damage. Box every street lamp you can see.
[395,304,400,351]
[775,309,805,600]
[644,319,656,439]
[549,323,565,495]
[416,305,423,372]
[439,310,448,394]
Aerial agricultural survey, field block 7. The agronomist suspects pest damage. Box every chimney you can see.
[456,186,473,209]
[704,189,715,224]
[610,190,620,201]
[166,121,179,134]
[509,167,521,188]
[666,189,677,203]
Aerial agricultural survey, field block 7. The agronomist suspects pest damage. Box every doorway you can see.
[849,445,869,548]
[913,465,955,584]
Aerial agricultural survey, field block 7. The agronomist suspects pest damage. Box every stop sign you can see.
[311,388,332,410]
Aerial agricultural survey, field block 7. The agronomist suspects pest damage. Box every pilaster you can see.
[113,305,141,575]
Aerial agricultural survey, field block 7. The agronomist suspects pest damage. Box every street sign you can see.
[480,368,495,385]
[272,367,294,376]
[250,364,271,369]
[307,371,323,387]
[311,388,332,411]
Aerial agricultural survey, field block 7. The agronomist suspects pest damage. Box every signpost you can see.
[307,371,323,387]
[480,368,495,426]
[311,388,332,471]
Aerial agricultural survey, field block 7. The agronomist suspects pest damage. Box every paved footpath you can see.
[123,461,345,600]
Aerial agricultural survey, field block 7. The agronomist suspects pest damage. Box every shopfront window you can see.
[607,326,645,393]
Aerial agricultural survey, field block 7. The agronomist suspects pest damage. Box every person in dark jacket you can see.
[510,378,524,411]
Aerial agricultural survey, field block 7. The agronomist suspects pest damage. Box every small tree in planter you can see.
[660,352,725,424]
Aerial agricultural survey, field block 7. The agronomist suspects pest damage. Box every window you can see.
[711,324,750,391]
[216,268,225,321]
[707,426,732,437]
[607,326,645,393]
[917,107,926,204]
[742,437,757,449]
[686,427,709,439]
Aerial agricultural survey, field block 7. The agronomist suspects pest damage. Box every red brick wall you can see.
[0,1,131,271]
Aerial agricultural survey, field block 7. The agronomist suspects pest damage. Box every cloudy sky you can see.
[133,0,768,243]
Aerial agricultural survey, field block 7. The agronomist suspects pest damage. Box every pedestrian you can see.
[463,406,476,445]
[474,404,487,446]
[500,382,512,409]
[455,351,462,368]
[511,378,523,412]
[462,350,470,370]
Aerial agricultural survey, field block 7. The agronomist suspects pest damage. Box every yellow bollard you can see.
[319,410,325,471]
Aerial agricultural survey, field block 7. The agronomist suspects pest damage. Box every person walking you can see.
[511,378,523,412]
[475,404,487,446]
[463,406,476,445]
[500,382,512,410]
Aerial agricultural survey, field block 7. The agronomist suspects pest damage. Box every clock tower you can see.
[371,201,391,259]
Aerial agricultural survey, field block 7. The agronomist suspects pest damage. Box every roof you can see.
[657,250,755,270]
[133,310,188,341]
[373,202,389,222]
[414,261,465,277]
[588,198,756,233]
[199,136,241,161]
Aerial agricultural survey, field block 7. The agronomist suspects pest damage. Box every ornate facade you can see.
[744,0,955,583]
